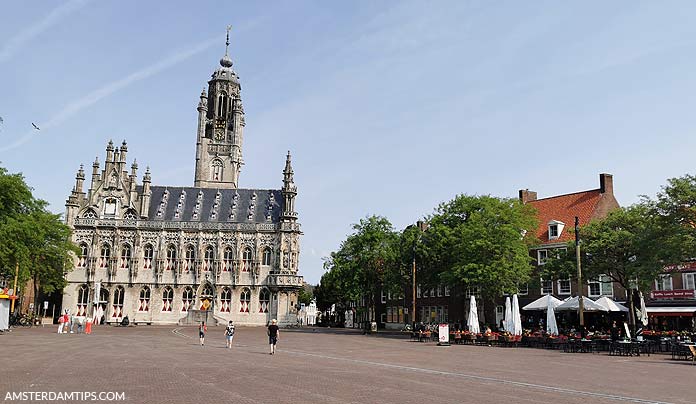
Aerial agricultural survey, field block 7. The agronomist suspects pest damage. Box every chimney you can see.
[519,189,537,204]
[599,173,613,195]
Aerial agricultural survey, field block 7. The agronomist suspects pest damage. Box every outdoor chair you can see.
[671,344,691,360]
[608,342,621,356]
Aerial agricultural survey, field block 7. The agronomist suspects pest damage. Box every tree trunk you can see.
[33,273,40,316]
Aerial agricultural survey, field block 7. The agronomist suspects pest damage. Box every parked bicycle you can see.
[9,312,34,328]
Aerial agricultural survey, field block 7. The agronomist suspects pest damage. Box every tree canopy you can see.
[0,166,77,306]
[422,194,538,297]
[542,204,665,293]
[318,215,399,311]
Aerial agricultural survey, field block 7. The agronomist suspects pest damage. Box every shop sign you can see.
[650,289,696,299]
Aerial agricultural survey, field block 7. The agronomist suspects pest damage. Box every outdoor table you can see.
[616,341,640,357]
[579,339,593,353]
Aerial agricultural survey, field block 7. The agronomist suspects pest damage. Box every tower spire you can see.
[219,25,233,68]
[225,25,231,56]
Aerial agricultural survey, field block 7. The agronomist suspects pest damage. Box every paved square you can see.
[1,326,693,404]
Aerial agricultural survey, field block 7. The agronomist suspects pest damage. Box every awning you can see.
[646,307,696,317]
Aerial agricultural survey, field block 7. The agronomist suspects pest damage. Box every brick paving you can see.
[1,326,693,404]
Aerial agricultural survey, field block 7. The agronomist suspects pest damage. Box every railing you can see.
[73,218,280,232]
[267,273,304,287]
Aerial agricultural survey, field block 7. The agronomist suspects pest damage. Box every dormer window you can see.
[548,220,565,240]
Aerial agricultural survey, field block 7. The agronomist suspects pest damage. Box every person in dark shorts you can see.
[225,320,235,349]
[267,319,279,355]
[199,321,207,346]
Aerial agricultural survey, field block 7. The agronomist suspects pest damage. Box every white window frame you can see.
[381,290,387,304]
[684,273,696,290]
[537,249,548,265]
[655,274,673,291]
[416,285,421,298]
[518,283,528,296]
[444,286,450,297]
[557,278,571,295]
[465,286,480,298]
[437,286,442,297]
[540,277,553,295]
[549,224,559,239]
[588,274,614,297]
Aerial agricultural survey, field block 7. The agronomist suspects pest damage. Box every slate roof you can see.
[526,189,603,245]
[140,186,283,224]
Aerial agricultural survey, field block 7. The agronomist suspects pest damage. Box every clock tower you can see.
[194,27,245,188]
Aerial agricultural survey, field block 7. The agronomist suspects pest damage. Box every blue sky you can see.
[2,1,696,284]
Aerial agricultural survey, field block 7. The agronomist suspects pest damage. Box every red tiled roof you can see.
[527,189,602,245]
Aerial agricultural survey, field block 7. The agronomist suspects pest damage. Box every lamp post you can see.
[575,216,584,327]
[410,221,428,328]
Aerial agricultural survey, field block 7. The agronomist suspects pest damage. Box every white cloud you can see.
[0,0,91,64]
[0,36,219,152]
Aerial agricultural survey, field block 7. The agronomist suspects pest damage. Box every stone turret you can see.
[281,151,297,221]
[140,166,152,219]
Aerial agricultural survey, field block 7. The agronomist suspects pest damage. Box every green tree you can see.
[320,215,400,323]
[542,204,669,331]
[422,195,538,300]
[0,166,77,311]
[298,284,314,305]
[653,174,696,263]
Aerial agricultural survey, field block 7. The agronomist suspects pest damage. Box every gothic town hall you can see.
[62,36,303,326]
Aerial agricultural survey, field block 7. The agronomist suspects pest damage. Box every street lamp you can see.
[410,220,428,328]
[575,216,584,327]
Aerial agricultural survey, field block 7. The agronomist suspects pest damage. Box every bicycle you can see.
[9,312,34,328]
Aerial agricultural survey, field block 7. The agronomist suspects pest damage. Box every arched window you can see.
[138,287,150,312]
[143,244,153,270]
[77,284,89,316]
[259,289,270,313]
[185,245,196,272]
[166,245,177,271]
[223,247,234,272]
[217,92,229,117]
[120,244,131,270]
[77,244,88,268]
[203,246,214,272]
[202,284,214,297]
[211,160,223,181]
[112,286,124,319]
[162,287,173,312]
[242,247,252,273]
[182,287,194,312]
[240,288,250,313]
[82,209,97,219]
[220,287,232,312]
[99,244,110,269]
[262,248,272,266]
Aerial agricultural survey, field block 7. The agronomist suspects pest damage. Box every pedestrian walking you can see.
[267,319,279,355]
[225,320,235,348]
[199,321,207,346]
[57,312,66,334]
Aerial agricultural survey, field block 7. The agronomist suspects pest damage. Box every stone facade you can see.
[62,36,303,326]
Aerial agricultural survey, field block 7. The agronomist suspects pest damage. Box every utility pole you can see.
[10,261,19,312]
[575,216,584,327]
[412,249,416,327]
[410,221,428,328]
